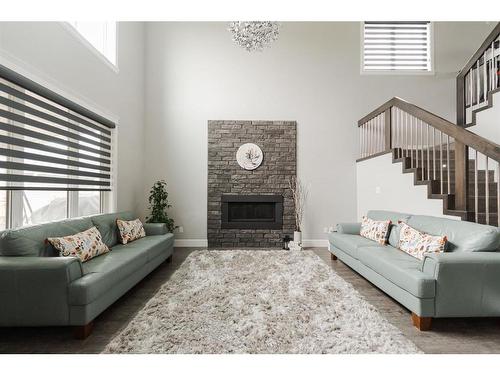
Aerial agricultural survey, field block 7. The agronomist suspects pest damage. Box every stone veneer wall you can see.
[207,120,297,248]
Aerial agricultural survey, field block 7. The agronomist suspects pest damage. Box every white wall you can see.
[356,153,459,220]
[142,22,493,243]
[469,91,500,145]
[0,22,145,212]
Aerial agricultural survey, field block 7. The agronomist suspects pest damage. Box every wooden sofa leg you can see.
[330,253,337,261]
[411,313,432,331]
[166,255,173,263]
[73,321,94,339]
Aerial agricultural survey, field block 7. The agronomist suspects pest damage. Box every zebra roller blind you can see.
[363,22,432,72]
[0,65,114,191]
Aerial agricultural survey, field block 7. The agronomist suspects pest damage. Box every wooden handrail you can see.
[358,97,500,161]
[457,22,500,79]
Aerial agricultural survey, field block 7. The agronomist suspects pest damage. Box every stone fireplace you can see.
[207,120,296,248]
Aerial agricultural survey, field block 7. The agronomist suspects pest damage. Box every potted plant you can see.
[146,180,177,233]
[289,176,309,247]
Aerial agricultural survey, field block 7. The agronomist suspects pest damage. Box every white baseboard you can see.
[174,239,208,247]
[174,239,328,248]
[302,239,329,248]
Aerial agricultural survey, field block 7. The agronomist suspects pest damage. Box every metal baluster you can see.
[362,124,365,157]
[378,115,381,153]
[476,62,480,106]
[474,149,478,223]
[364,124,367,157]
[420,119,424,176]
[378,113,384,152]
[447,135,451,194]
[414,116,418,169]
[359,125,362,158]
[394,109,398,157]
[440,131,443,194]
[410,115,414,168]
[391,108,395,155]
[433,128,436,180]
[469,68,474,110]
[368,120,371,156]
[405,111,409,159]
[485,156,490,225]
[427,123,430,181]
[483,53,487,104]
[491,42,495,92]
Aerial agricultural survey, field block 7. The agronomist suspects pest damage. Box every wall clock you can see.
[236,143,263,170]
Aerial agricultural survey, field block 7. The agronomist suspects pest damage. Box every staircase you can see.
[358,24,500,227]
[390,148,498,226]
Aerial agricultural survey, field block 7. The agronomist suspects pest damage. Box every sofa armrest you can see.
[422,252,500,317]
[336,222,361,235]
[0,256,83,326]
[143,223,168,236]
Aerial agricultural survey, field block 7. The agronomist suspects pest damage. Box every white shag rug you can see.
[103,250,421,354]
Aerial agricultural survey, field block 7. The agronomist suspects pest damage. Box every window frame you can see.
[61,22,119,73]
[360,21,435,76]
[0,58,118,229]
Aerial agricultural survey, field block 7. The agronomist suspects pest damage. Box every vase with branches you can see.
[146,180,177,233]
[289,176,309,246]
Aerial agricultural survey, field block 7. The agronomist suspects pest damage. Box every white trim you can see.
[359,21,435,76]
[59,22,119,73]
[302,239,329,248]
[174,239,209,248]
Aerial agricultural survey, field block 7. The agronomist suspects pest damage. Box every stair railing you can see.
[358,97,500,225]
[456,23,500,127]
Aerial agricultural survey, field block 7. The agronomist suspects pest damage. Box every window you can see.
[77,191,101,217]
[0,64,115,229]
[22,191,68,225]
[362,22,432,73]
[0,191,6,230]
[67,22,117,67]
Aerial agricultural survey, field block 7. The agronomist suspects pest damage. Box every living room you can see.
[1,0,500,372]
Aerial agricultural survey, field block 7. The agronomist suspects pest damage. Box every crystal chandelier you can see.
[228,21,280,52]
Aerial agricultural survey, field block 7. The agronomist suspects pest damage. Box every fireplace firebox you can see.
[221,195,283,229]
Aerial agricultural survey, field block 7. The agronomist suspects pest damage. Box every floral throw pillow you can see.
[117,218,146,244]
[48,226,109,263]
[360,216,391,245]
[398,222,447,260]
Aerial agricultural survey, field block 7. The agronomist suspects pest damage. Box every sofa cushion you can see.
[360,216,391,245]
[329,232,385,259]
[398,222,447,260]
[111,233,174,263]
[357,246,436,298]
[91,211,135,248]
[117,218,146,244]
[407,215,500,252]
[0,217,94,257]
[48,226,110,262]
[367,210,412,248]
[69,245,149,305]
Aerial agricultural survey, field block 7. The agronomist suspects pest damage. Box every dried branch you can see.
[289,176,309,232]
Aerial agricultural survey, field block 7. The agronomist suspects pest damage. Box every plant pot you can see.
[293,231,302,245]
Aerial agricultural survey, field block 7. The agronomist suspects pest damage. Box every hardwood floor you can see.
[1,247,499,354]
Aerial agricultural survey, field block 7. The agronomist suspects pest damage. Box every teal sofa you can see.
[0,211,174,338]
[329,210,500,330]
